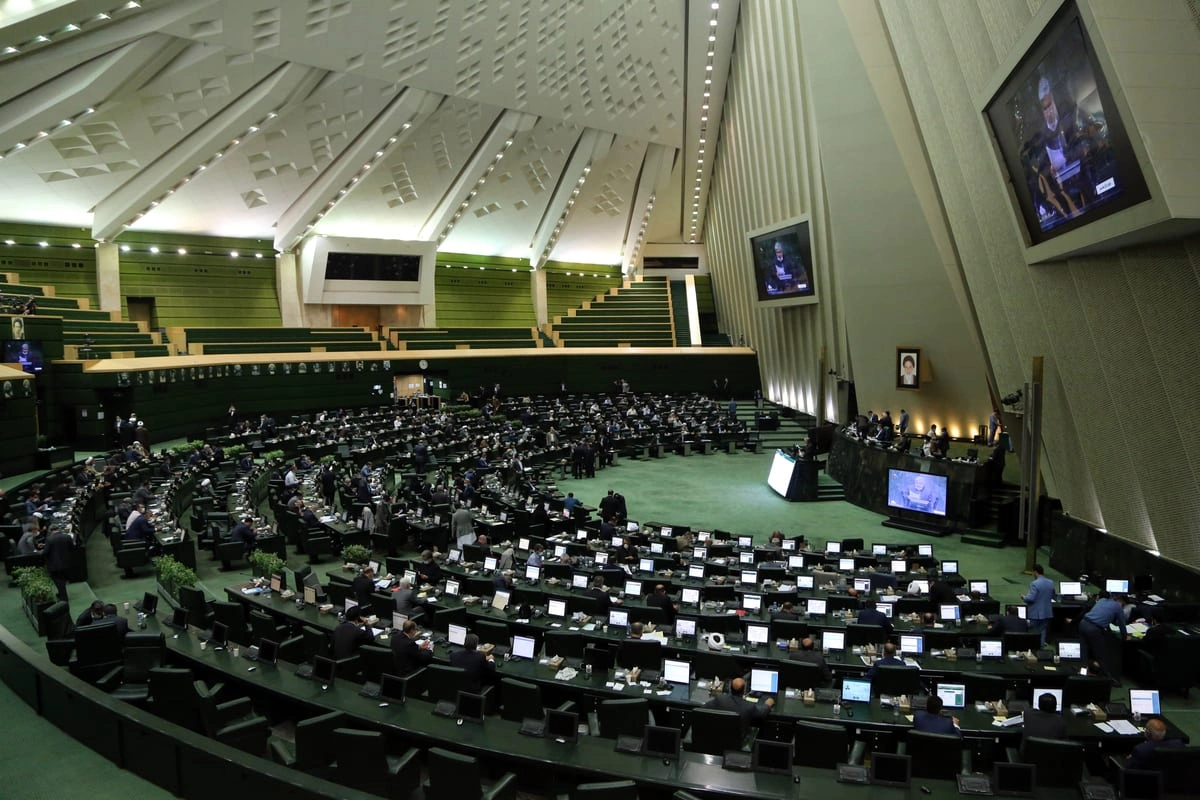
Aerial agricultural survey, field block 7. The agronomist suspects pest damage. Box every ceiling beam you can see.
[621,142,676,273]
[529,128,615,270]
[274,85,443,252]
[93,62,325,242]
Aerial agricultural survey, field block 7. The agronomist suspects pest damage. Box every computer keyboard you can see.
[723,750,752,771]
[956,773,993,795]
[615,734,643,754]
[359,682,381,699]
[836,764,869,784]
[295,664,314,679]
[518,718,546,737]
[432,700,457,717]
[816,689,839,704]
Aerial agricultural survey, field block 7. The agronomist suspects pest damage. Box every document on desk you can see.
[1109,720,1140,736]
[903,658,920,667]
[1094,722,1114,733]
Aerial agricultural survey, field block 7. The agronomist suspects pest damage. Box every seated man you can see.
[1021,691,1068,752]
[856,604,894,637]
[913,694,960,736]
[1127,718,1184,770]
[414,550,442,585]
[865,642,906,679]
[391,619,434,676]
[448,633,496,693]
[332,606,375,660]
[75,600,106,628]
[703,676,774,738]
[791,637,831,683]
[230,515,258,555]
[123,508,157,548]
[351,565,377,611]
[988,605,1030,635]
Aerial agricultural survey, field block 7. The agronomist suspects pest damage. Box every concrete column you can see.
[531,268,548,327]
[684,273,702,346]
[276,251,303,326]
[96,242,120,313]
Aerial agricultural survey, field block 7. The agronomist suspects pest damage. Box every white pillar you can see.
[531,268,548,327]
[276,251,303,326]
[96,242,120,313]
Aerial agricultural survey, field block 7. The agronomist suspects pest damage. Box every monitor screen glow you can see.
[739,551,755,564]
[624,580,642,597]
[838,558,855,572]
[796,575,814,590]
[572,574,588,589]
[918,544,933,556]
[941,560,959,575]
[1105,579,1130,593]
[887,470,948,517]
[854,578,871,592]
[525,565,541,581]
[692,547,707,560]
[823,630,845,651]
[548,598,567,618]
[740,570,758,585]
[650,542,664,555]
[746,624,770,645]
[594,552,609,565]
[681,588,701,604]
[750,668,779,694]
[639,558,655,573]
[969,580,989,595]
[750,218,816,304]
[483,556,498,571]
[675,618,697,638]
[979,640,1003,658]
[939,604,960,621]
[518,537,530,551]
[512,635,536,660]
[688,564,706,579]
[766,452,796,496]
[445,579,460,596]
[663,658,691,685]
[826,541,841,553]
[1059,581,1083,596]
[448,624,467,646]
[1128,689,1160,716]
[738,536,754,548]
[1058,640,1082,659]
[841,678,871,703]
[899,634,924,655]
[891,560,907,574]
[609,609,629,628]
[788,555,805,570]
[782,539,796,551]
[936,683,967,708]
[743,594,762,612]
[807,598,827,615]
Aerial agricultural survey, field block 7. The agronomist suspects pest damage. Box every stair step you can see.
[961,535,1007,549]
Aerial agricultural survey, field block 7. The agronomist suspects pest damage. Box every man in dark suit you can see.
[332,606,375,659]
[43,528,75,603]
[988,605,1030,635]
[391,619,433,676]
[586,575,619,614]
[773,601,800,621]
[645,584,678,625]
[913,695,960,736]
[76,600,106,628]
[703,677,773,737]
[615,538,638,564]
[449,633,496,693]
[856,604,894,637]
[865,642,906,679]
[351,565,377,611]
[230,516,258,555]
[123,508,157,547]
[1020,691,1068,753]
[790,637,831,683]
[1127,718,1184,770]
[414,550,442,585]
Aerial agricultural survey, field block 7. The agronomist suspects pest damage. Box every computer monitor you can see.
[547,598,567,618]
[210,622,228,647]
[918,544,933,556]
[872,544,888,556]
[743,594,763,612]
[674,618,697,638]
[841,678,871,703]
[693,547,708,560]
[941,560,959,575]
[838,557,855,572]
[939,604,961,622]
[936,682,967,709]
[639,558,655,573]
[1016,605,1027,619]
[139,592,159,615]
[554,545,568,558]
[571,573,589,589]
[403,569,417,586]
[626,521,639,533]
[492,590,510,611]
[518,537,530,551]
[681,587,700,605]
[1106,578,1130,593]
[392,612,408,630]
[257,638,279,665]
[854,578,871,592]
[826,541,842,554]
[1121,769,1164,800]
[663,658,691,685]
[739,551,755,565]
[457,691,486,723]
[796,575,814,590]
[1058,640,1082,660]
[697,531,711,542]
[1059,581,1083,596]
[738,535,753,548]
[823,630,846,651]
[740,570,758,585]
[546,708,579,743]
[909,579,929,594]
[650,542,664,555]
[483,555,499,572]
[891,559,907,574]
[594,551,609,565]
[750,668,779,694]
[979,640,1004,658]
[609,609,629,629]
[379,672,408,704]
[512,635,537,660]
[578,530,590,541]
[993,762,1036,797]
[525,564,541,581]
[781,539,796,551]
[303,586,318,605]
[746,624,770,646]
[448,624,468,646]
[899,634,924,655]
[624,580,643,597]
[368,560,381,576]
[788,555,805,570]
[642,725,681,761]
[688,564,706,580]
[270,573,284,593]
[1033,688,1064,713]
[807,598,827,615]
[448,549,462,563]
[1128,689,1160,716]
[313,655,336,686]
[660,526,673,537]
[969,580,989,595]
[445,579,460,596]
[873,603,894,618]
[871,753,912,788]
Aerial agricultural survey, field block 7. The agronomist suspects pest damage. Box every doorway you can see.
[126,296,158,329]
[332,305,381,330]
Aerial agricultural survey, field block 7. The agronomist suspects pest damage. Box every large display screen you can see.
[767,449,796,496]
[748,217,816,304]
[2,339,43,373]
[984,2,1149,245]
[324,251,421,281]
[887,469,947,517]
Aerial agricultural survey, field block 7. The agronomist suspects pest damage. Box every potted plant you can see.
[341,544,371,567]
[249,550,285,579]
[155,554,198,601]
[13,567,58,636]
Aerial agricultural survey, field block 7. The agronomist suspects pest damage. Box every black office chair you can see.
[116,544,150,578]
[194,679,257,739]
[569,780,640,800]
[45,637,75,666]
[148,667,201,730]
[545,630,585,659]
[215,539,248,570]
[685,708,744,755]
[778,659,827,690]
[1019,737,1085,788]
[845,623,886,647]
[1003,632,1042,653]
[268,710,346,773]
[41,601,74,639]
[1150,747,1200,796]
[841,538,864,553]
[1062,675,1112,708]
[248,610,289,644]
[177,585,213,629]
[583,642,615,673]
[426,746,517,800]
[421,663,495,711]
[794,720,857,767]
[103,631,164,703]
[596,698,650,739]
[357,645,394,683]
[499,678,545,723]
[210,600,250,645]
[302,625,331,659]
[276,634,305,664]
[770,619,809,641]
[963,673,1009,704]
[473,619,512,651]
[872,665,922,697]
[332,728,421,800]
[70,622,124,685]
[905,730,968,778]
[214,716,270,756]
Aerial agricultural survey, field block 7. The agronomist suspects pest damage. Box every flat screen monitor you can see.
[611,536,624,548]
[688,564,706,580]
[681,587,700,605]
[483,555,498,572]
[368,560,381,576]
[312,655,336,686]
[838,558,855,572]
[746,624,770,645]
[697,531,711,542]
[675,618,697,638]
[994,762,1036,797]
[608,609,629,629]
[660,526,673,537]
[899,634,924,655]
[1059,581,1083,596]
[624,580,642,597]
[448,624,468,646]
[982,2,1150,247]
[841,678,871,703]
[872,544,888,556]
[518,537,530,551]
[936,682,967,709]
[871,753,912,788]
[1120,769,1163,800]
[547,598,567,618]
[1033,687,1064,714]
[392,612,408,630]
[639,558,655,573]
[909,580,929,595]
[554,545,567,558]
[788,555,805,570]
[594,552,609,565]
[512,635,536,660]
[578,530,590,541]
[853,578,871,592]
[642,725,681,761]
[492,590,510,611]
[749,217,816,305]
[781,539,796,551]
[1128,689,1160,716]
[739,551,755,565]
[1105,578,1130,593]
[1058,640,1082,660]
[457,691,486,723]
[969,580,989,595]
[257,638,279,665]
[918,544,933,557]
[768,449,797,496]
[887,469,948,517]
[403,569,417,586]
[807,598,827,615]
[979,640,1004,658]
[650,542,664,555]
[2,339,44,373]
[448,549,462,563]
[379,672,408,704]
[941,560,959,575]
[753,739,794,775]
[939,604,960,622]
[546,709,579,743]
[796,575,814,590]
[823,630,845,652]
[750,668,779,694]
[743,594,763,612]
[571,573,588,589]
[826,541,841,554]
[444,579,460,596]
[874,603,893,619]
[737,535,753,548]
[692,547,707,560]
[139,592,158,615]
[210,622,228,647]
[525,565,541,581]
[1016,604,1027,619]
[891,559,907,574]
[740,570,757,585]
[663,658,691,685]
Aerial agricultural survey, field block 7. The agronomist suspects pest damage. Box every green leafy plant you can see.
[249,550,285,578]
[341,544,372,564]
[319,453,340,464]
[261,449,285,461]
[155,554,198,595]
[225,444,247,457]
[13,566,56,606]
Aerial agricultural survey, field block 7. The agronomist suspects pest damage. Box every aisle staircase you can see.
[545,275,676,347]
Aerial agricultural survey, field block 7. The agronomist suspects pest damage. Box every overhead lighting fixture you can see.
[149,246,159,254]
[120,244,130,252]
[177,248,187,255]
[71,243,81,249]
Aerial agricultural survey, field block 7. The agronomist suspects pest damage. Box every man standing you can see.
[1023,564,1055,647]
[988,408,1001,446]
[1080,593,1129,685]
[898,409,910,436]
[43,528,74,603]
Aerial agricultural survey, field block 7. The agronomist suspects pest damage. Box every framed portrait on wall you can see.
[896,348,920,390]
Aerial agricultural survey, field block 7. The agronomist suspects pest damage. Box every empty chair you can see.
[906,730,968,779]
[545,630,585,659]
[104,631,164,703]
[248,610,289,644]
[1150,747,1200,797]
[1003,632,1042,653]
[426,746,517,800]
[194,679,257,738]
[1020,737,1085,788]
[357,645,394,683]
[872,665,922,698]
[1062,675,1112,708]
[845,623,886,647]
[276,634,305,664]
[499,678,545,723]
[596,698,650,739]
[963,673,1009,704]
[794,720,855,768]
[177,585,213,629]
[570,780,639,800]
[268,710,346,774]
[210,601,250,645]
[70,622,124,685]
[148,667,201,730]
[332,728,421,800]
[778,659,828,690]
[213,716,269,756]
[301,625,331,660]
[116,544,150,578]
[41,601,74,639]
[473,619,512,651]
[685,708,744,755]
[582,643,614,673]
[215,539,248,570]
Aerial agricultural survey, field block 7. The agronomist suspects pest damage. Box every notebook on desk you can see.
[432,700,457,717]
[837,764,869,784]
[957,773,993,795]
[723,750,752,771]
[615,734,644,754]
[519,717,545,737]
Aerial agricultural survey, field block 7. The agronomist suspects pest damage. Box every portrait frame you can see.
[896,348,920,390]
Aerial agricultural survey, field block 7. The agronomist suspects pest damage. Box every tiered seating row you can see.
[387,327,540,350]
[550,276,676,347]
[179,327,383,355]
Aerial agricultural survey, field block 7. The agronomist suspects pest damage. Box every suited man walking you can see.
[1023,564,1055,646]
[43,529,74,603]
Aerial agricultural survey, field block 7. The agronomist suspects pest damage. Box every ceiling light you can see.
[229,251,238,257]
[177,248,187,255]
[3,46,18,54]
[38,241,48,247]
[120,244,130,252]
[255,253,263,259]
[35,35,50,43]
[705,65,713,71]
[71,243,81,249]
[709,19,718,26]
[65,23,80,32]
[149,246,159,254]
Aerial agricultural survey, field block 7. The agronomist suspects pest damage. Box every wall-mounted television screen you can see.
[2,340,43,373]
[887,469,947,517]
[984,1,1149,246]
[324,252,421,281]
[748,216,816,305]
